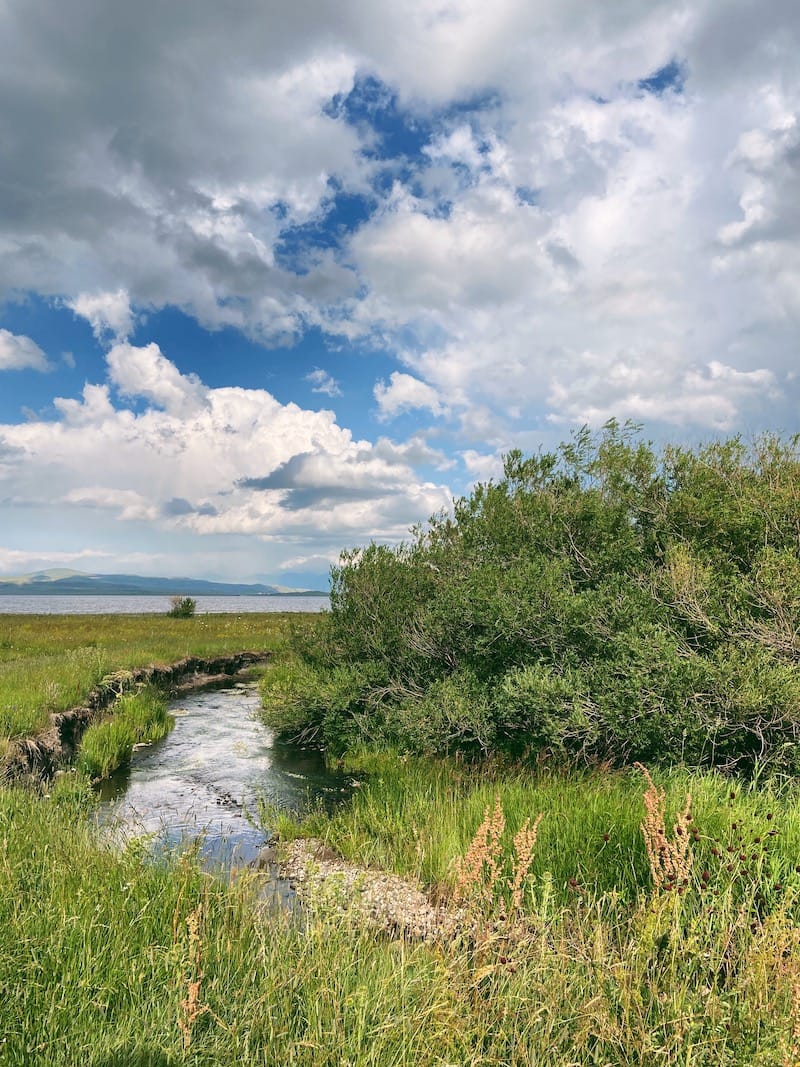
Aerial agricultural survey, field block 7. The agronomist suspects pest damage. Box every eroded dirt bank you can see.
[1,651,268,784]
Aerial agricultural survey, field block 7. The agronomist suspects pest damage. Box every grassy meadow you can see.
[1,608,800,1063]
[3,754,800,1064]
[0,611,310,739]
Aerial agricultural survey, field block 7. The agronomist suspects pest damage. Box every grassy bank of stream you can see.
[4,757,800,1064]
[2,613,800,1063]
[0,612,311,740]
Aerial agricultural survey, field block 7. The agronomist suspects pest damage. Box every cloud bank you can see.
[0,0,798,578]
[0,342,451,575]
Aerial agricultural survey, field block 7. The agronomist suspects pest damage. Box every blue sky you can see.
[1,1,799,588]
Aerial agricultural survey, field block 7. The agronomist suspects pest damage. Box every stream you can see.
[96,682,350,878]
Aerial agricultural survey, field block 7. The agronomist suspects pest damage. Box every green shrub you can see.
[495,663,594,753]
[167,595,197,618]
[269,423,800,771]
[388,670,495,754]
[261,658,386,751]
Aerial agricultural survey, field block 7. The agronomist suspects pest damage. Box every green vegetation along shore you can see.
[4,749,800,1064]
[3,425,800,1063]
[0,611,308,741]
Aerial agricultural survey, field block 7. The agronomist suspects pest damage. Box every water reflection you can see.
[96,682,349,871]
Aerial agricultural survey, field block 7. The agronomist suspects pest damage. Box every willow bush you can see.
[262,422,800,771]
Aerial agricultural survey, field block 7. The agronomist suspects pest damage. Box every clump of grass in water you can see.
[77,685,172,779]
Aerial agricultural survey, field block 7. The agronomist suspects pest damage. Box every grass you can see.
[77,686,173,779]
[2,766,800,1064]
[267,750,800,911]
[3,614,800,1062]
[0,612,316,739]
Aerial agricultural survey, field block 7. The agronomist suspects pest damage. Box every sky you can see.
[0,0,798,589]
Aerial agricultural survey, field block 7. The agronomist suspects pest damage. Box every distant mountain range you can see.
[0,569,327,597]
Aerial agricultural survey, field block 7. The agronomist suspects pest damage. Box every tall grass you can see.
[2,770,800,1064]
[0,612,313,739]
[77,686,172,779]
[269,751,800,910]
[4,613,800,1062]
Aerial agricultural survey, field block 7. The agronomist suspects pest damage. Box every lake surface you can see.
[97,682,349,872]
[0,594,329,614]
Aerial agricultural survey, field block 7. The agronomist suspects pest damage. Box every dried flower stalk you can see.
[453,794,505,909]
[178,903,208,1051]
[635,763,693,890]
[511,813,543,913]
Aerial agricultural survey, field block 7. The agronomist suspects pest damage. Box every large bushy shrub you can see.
[264,422,800,772]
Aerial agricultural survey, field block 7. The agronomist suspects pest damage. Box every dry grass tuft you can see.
[453,795,543,920]
[636,763,693,891]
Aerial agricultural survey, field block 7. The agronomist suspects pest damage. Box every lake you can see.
[0,594,329,614]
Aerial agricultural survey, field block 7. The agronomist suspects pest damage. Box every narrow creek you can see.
[95,682,350,875]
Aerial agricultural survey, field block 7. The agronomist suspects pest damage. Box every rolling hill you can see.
[0,570,326,596]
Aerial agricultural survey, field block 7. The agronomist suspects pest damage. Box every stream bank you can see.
[93,680,457,938]
[273,837,463,942]
[1,650,268,784]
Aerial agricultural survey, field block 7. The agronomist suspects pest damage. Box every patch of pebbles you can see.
[271,837,463,942]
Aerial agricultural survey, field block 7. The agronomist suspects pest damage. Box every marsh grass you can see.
[77,686,172,779]
[3,768,800,1064]
[0,612,312,739]
[271,750,800,910]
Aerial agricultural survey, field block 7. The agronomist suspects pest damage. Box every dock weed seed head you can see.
[511,813,544,914]
[453,794,505,910]
[177,903,209,1051]
[453,794,543,921]
[636,763,694,891]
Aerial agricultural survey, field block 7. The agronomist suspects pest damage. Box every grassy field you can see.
[0,612,313,739]
[2,613,800,1063]
[3,760,800,1064]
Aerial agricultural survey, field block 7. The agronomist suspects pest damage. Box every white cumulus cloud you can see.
[374,372,448,420]
[107,342,207,416]
[0,340,453,572]
[68,290,135,342]
[0,330,51,372]
[306,368,342,396]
